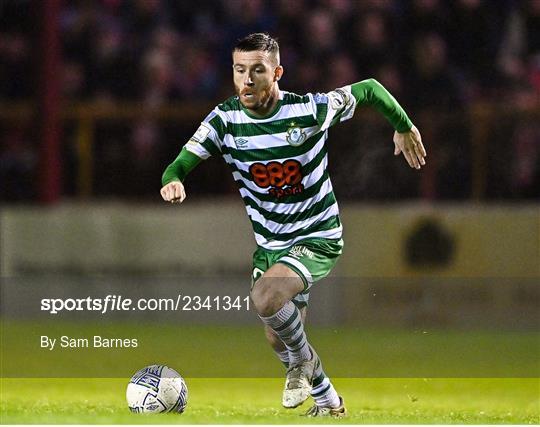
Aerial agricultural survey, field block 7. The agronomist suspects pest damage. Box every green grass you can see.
[1,321,539,423]
[1,378,538,424]
[1,321,539,377]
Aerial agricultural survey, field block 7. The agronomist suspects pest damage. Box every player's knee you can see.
[250,277,283,316]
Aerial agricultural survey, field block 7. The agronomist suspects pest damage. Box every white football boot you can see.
[282,346,319,408]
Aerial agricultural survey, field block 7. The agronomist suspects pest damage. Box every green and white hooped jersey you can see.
[185,86,358,250]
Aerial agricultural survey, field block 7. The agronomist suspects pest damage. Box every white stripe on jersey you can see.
[238,177,334,215]
[246,203,339,236]
[224,125,320,151]
[253,227,343,250]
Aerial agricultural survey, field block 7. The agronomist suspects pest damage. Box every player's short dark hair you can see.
[234,33,279,56]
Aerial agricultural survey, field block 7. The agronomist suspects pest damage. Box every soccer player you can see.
[160,33,426,417]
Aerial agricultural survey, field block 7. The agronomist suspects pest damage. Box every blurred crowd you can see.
[0,0,539,201]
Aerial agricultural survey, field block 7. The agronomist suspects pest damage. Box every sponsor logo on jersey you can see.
[268,184,304,199]
[286,123,307,146]
[249,159,305,199]
[234,138,249,149]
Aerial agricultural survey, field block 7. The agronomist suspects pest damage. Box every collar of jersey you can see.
[239,91,283,120]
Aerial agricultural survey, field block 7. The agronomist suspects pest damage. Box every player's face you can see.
[232,50,282,111]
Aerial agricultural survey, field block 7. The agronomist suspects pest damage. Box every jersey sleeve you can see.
[350,79,413,133]
[184,109,226,159]
[310,79,413,133]
[161,147,202,185]
[161,108,227,185]
[310,86,358,132]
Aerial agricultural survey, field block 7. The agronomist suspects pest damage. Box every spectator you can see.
[405,32,463,112]
[0,0,537,201]
[498,0,540,102]
[446,0,505,98]
[0,32,33,100]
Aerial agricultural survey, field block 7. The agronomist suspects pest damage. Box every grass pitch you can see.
[1,377,539,424]
[2,322,538,378]
[1,322,539,423]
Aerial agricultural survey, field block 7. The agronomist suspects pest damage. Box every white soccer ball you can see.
[126,365,188,413]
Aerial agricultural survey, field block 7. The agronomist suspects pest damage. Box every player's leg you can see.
[255,271,344,413]
[251,264,316,407]
[266,304,342,414]
[253,259,294,366]
[307,347,345,416]
[251,238,346,415]
[264,325,289,367]
[251,263,311,364]
[264,306,342,411]
[276,239,345,416]
[264,307,306,367]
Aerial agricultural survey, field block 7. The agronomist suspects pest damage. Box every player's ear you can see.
[274,65,284,82]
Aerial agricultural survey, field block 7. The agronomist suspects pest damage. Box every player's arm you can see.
[161,110,223,203]
[160,148,202,204]
[351,79,426,169]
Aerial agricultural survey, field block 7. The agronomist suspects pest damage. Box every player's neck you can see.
[249,85,280,118]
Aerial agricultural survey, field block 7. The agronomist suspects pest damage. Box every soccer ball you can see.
[126,365,188,413]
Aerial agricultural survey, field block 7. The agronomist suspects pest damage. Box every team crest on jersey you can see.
[286,124,307,147]
[234,138,249,149]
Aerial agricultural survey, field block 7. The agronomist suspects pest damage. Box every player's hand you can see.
[160,181,186,204]
[393,125,426,170]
